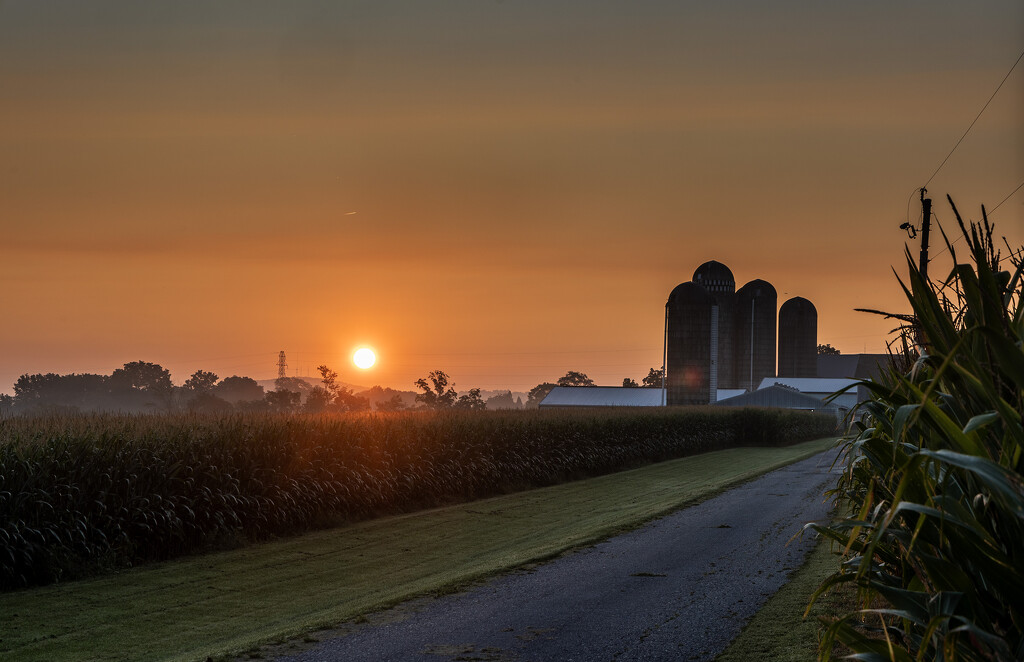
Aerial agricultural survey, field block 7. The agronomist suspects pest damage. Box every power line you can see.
[930,177,1024,261]
[990,178,1024,215]
[923,47,1024,188]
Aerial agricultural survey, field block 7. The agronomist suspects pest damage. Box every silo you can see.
[778,297,817,377]
[692,261,737,389]
[666,282,712,405]
[691,260,735,295]
[735,279,778,391]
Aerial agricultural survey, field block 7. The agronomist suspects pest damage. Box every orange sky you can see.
[2,2,1022,394]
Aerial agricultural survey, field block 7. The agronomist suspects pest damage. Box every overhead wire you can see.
[909,48,1024,269]
[990,178,1024,215]
[922,47,1024,189]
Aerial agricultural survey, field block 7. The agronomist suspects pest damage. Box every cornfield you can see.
[0,406,833,591]
[811,201,1023,661]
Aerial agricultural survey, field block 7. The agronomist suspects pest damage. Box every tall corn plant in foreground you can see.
[810,198,1024,661]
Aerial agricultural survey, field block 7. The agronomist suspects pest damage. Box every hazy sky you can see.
[2,1,1022,394]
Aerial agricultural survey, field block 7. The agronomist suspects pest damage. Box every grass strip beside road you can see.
[1,437,836,662]
[715,538,848,662]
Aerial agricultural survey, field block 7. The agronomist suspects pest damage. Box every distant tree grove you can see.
[3,362,541,415]
[4,363,684,416]
[2,361,412,415]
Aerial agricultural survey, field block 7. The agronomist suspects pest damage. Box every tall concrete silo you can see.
[778,296,817,378]
[735,279,778,391]
[666,282,713,405]
[692,260,737,390]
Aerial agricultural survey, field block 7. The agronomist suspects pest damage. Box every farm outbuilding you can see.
[537,386,747,409]
[756,377,859,412]
[538,386,666,408]
[817,353,891,403]
[715,384,840,417]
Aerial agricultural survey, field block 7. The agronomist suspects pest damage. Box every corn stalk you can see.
[809,198,1024,661]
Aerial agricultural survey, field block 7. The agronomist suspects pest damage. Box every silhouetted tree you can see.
[335,388,371,411]
[641,367,664,388]
[557,371,594,387]
[235,398,270,413]
[415,370,458,409]
[817,343,840,355]
[13,373,109,412]
[188,391,232,413]
[303,386,333,413]
[109,361,173,395]
[182,369,228,412]
[454,388,486,410]
[275,376,312,400]
[300,365,341,413]
[526,382,556,408]
[308,364,370,412]
[375,393,406,411]
[265,389,301,413]
[361,385,410,411]
[485,390,520,410]
[213,376,264,404]
[0,394,12,416]
[184,370,219,393]
[317,365,339,395]
[622,378,639,388]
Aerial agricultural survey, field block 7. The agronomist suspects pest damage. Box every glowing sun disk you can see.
[353,347,376,369]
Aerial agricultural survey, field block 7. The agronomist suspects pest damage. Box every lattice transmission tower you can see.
[277,351,287,379]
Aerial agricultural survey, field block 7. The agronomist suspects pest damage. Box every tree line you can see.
[0,361,393,416]
[1,362,669,416]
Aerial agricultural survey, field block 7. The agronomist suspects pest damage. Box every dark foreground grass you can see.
[1,437,834,662]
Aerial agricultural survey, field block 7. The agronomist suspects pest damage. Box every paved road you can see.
[270,450,839,662]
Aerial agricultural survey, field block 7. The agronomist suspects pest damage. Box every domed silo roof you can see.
[736,279,777,299]
[692,260,735,294]
[779,296,816,317]
[668,280,712,306]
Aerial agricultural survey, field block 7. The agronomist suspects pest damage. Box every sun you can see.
[353,347,376,369]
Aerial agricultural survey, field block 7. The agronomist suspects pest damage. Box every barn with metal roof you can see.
[756,377,859,411]
[714,384,840,416]
[538,386,665,408]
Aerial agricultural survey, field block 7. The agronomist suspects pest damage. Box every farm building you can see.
[817,353,891,403]
[538,386,665,408]
[756,377,859,412]
[714,384,840,417]
[537,262,892,413]
[537,386,749,409]
[666,260,817,405]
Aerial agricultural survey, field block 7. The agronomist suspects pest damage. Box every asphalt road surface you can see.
[270,450,840,662]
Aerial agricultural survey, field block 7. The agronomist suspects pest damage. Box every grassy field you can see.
[1,437,835,662]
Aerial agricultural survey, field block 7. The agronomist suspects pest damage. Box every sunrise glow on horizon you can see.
[0,2,1021,395]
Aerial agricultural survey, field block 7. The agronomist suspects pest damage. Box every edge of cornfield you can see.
[1,437,837,662]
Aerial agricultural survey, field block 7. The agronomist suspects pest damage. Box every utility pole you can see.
[919,188,932,280]
[915,188,933,350]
